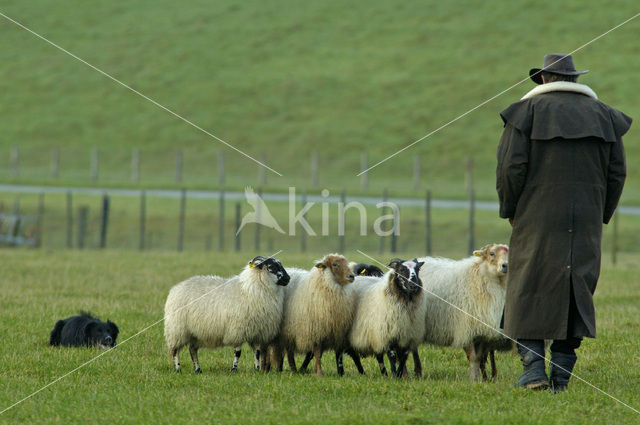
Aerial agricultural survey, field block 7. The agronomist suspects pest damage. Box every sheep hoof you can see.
[230,366,238,373]
[174,366,181,373]
[194,367,202,374]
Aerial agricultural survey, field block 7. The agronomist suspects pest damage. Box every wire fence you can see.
[1,186,637,262]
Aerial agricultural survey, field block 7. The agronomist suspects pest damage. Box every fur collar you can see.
[521,81,598,100]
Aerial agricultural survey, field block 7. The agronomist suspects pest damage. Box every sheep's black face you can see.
[260,257,290,286]
[86,321,119,349]
[389,258,423,297]
[353,263,384,277]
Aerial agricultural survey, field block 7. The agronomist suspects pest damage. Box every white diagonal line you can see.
[0,11,282,177]
[0,250,283,416]
[356,249,640,416]
[358,11,640,176]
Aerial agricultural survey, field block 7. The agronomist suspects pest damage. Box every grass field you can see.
[1,249,639,424]
[1,0,639,202]
[2,1,640,423]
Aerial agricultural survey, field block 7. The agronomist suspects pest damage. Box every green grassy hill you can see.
[1,0,639,202]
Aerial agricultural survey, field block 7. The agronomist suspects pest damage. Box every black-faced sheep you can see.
[348,262,385,277]
[277,254,355,376]
[349,259,426,378]
[416,244,509,381]
[164,256,289,373]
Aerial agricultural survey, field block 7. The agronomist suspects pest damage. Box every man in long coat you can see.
[496,54,631,392]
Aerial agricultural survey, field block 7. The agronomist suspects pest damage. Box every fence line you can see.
[0,185,630,260]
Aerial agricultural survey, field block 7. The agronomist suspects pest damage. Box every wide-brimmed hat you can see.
[529,53,589,84]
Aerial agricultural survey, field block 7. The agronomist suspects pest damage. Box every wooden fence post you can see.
[66,191,73,249]
[218,189,225,251]
[91,148,99,182]
[99,194,110,249]
[139,190,146,251]
[77,206,88,249]
[177,189,186,252]
[413,157,420,190]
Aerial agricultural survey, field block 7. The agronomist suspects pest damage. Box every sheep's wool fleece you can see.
[418,256,505,348]
[282,267,355,352]
[164,268,285,350]
[349,274,426,355]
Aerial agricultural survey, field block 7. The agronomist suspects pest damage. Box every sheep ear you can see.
[473,250,483,257]
[315,262,326,269]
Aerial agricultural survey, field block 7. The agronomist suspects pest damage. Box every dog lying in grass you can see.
[49,312,119,349]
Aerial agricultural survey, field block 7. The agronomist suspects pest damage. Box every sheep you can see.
[474,335,514,381]
[415,243,509,381]
[164,255,290,373]
[348,262,384,277]
[294,262,385,376]
[275,253,355,376]
[349,259,426,378]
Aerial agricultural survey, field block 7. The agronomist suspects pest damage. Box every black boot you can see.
[515,339,548,390]
[549,351,577,393]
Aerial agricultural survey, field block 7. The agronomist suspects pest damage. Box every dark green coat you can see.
[496,89,631,340]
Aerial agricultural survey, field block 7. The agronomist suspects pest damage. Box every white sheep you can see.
[348,259,426,378]
[164,256,290,373]
[292,262,385,376]
[276,253,355,376]
[416,244,509,381]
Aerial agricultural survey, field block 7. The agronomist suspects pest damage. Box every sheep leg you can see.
[228,347,241,372]
[299,351,313,373]
[394,350,409,379]
[189,344,202,374]
[476,340,490,381]
[313,346,324,376]
[387,350,397,376]
[376,354,388,376]
[479,348,489,381]
[412,348,422,378]
[490,350,497,380]
[463,343,481,382]
[345,348,365,375]
[287,348,297,372]
[170,347,181,373]
[270,346,283,372]
[336,352,344,376]
[253,348,261,371]
[259,345,269,372]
